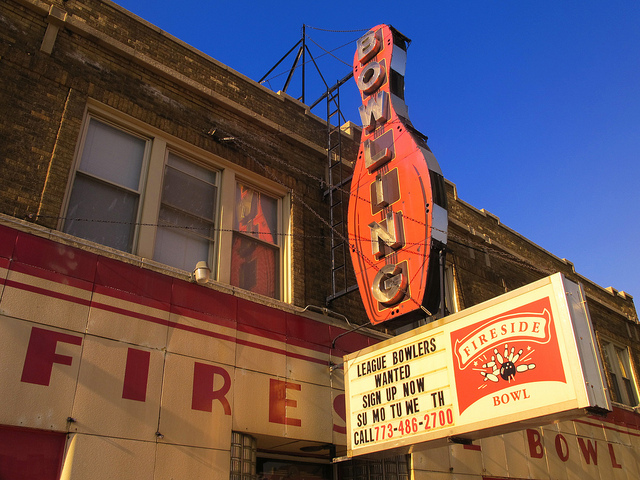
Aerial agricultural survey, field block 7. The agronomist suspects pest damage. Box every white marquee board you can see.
[343,273,611,457]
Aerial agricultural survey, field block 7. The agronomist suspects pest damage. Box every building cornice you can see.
[17,0,330,156]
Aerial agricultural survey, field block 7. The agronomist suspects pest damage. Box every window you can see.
[601,340,639,406]
[63,117,149,252]
[231,183,279,298]
[153,153,219,272]
[230,432,256,480]
[231,432,332,480]
[257,458,331,480]
[338,455,409,480]
[63,108,289,301]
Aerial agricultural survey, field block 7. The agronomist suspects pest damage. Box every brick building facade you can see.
[1,0,638,479]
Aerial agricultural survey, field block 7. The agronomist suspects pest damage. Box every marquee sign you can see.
[343,273,611,457]
[348,24,448,327]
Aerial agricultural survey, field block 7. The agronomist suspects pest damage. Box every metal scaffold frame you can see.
[260,27,359,305]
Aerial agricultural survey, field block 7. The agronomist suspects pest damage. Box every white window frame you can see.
[145,149,222,274]
[600,338,639,407]
[62,115,152,253]
[217,170,289,301]
[62,101,291,302]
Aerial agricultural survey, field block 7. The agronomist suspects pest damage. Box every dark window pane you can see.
[610,372,622,403]
[162,163,217,220]
[624,378,637,406]
[64,174,138,252]
[154,206,213,271]
[231,233,278,298]
[257,458,331,480]
[235,184,277,245]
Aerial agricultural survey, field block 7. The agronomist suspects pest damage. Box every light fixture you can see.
[191,261,211,284]
[207,127,235,142]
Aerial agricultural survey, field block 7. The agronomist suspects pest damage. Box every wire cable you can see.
[304,25,371,34]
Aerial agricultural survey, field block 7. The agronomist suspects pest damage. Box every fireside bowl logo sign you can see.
[348,25,448,327]
[343,274,610,458]
[451,297,566,414]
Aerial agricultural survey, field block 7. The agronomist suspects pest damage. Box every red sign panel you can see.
[349,25,448,327]
[450,297,566,414]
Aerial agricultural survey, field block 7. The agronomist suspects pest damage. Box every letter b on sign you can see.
[527,429,544,459]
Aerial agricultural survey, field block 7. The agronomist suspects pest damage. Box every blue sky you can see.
[114,0,640,298]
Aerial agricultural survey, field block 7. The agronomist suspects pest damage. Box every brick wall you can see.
[0,0,636,342]
[0,0,342,312]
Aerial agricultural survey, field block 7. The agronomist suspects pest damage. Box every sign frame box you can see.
[343,273,611,458]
